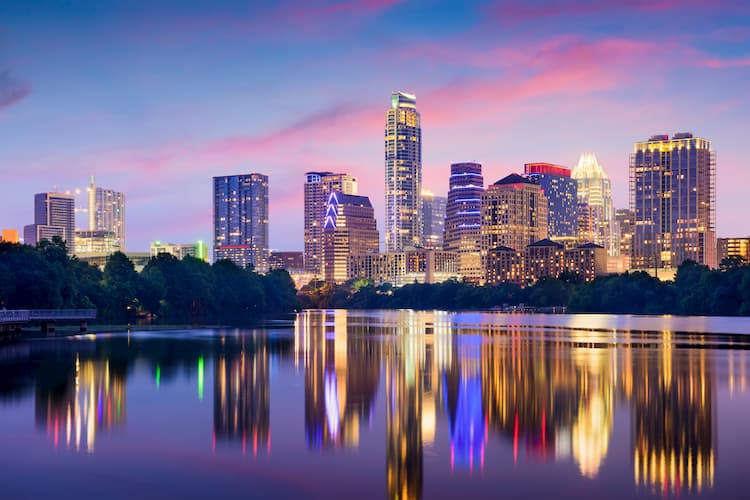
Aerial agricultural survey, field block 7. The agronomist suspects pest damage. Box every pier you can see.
[0,309,97,334]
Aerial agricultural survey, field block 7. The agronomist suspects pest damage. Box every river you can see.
[1,310,749,499]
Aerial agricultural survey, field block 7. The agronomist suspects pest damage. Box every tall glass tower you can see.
[443,162,484,281]
[524,163,578,243]
[87,176,126,251]
[213,173,269,271]
[630,133,716,270]
[385,91,421,252]
[572,153,616,256]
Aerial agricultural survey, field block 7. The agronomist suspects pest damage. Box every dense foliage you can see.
[299,259,750,316]
[0,239,299,324]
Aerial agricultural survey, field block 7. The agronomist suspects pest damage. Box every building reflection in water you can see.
[295,310,720,498]
[213,345,270,455]
[296,310,380,449]
[35,357,126,453]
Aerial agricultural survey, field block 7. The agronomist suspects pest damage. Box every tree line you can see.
[0,238,299,324]
[299,259,750,316]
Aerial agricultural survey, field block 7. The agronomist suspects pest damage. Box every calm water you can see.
[2,310,750,499]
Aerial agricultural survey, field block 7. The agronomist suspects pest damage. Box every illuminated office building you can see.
[213,173,269,271]
[630,133,716,270]
[322,192,379,283]
[75,230,121,257]
[348,249,459,286]
[481,174,548,257]
[485,246,525,285]
[717,237,750,265]
[150,241,208,261]
[444,162,484,282]
[385,91,422,252]
[524,163,577,245]
[23,192,75,253]
[572,153,616,256]
[304,172,358,274]
[421,190,446,249]
[87,177,126,251]
[615,209,634,269]
[269,251,305,271]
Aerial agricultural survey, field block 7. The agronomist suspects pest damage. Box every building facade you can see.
[75,230,121,257]
[385,91,422,252]
[443,162,484,282]
[524,163,578,243]
[348,249,459,286]
[150,241,208,261]
[717,237,750,265]
[1,229,19,243]
[88,177,126,251]
[269,251,305,271]
[421,190,447,249]
[304,172,358,275]
[572,153,616,256]
[213,173,269,271]
[23,192,75,253]
[615,209,634,270]
[481,174,548,259]
[525,239,566,282]
[630,133,716,270]
[322,192,380,283]
[485,246,525,285]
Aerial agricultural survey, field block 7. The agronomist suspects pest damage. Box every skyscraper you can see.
[572,153,616,256]
[304,172,358,275]
[481,174,548,256]
[213,173,269,271]
[87,177,126,251]
[630,133,716,270]
[524,163,578,244]
[421,190,446,249]
[23,192,75,253]
[385,91,422,252]
[443,162,484,281]
[322,192,379,283]
[615,208,634,269]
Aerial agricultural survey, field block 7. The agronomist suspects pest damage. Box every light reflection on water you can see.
[0,310,749,499]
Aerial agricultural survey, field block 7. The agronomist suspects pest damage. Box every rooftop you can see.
[493,173,535,186]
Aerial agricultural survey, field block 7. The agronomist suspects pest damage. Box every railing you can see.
[0,309,97,323]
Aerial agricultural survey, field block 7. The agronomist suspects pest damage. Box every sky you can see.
[1,0,749,253]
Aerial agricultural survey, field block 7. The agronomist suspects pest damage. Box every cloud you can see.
[0,70,31,110]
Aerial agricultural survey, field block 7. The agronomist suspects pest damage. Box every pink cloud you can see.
[486,0,738,23]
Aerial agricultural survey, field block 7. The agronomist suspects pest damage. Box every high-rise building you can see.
[322,192,379,283]
[385,91,422,252]
[444,162,484,282]
[717,237,750,265]
[524,163,578,243]
[421,190,446,249]
[75,230,120,257]
[87,177,126,251]
[630,133,716,270]
[481,174,548,258]
[23,192,75,253]
[304,172,358,275]
[572,153,616,256]
[615,209,634,269]
[1,229,19,243]
[213,173,269,271]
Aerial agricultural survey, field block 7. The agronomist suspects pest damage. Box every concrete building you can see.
[304,172,358,275]
[717,237,750,265]
[485,246,525,285]
[630,133,716,270]
[525,239,566,282]
[213,173,269,271]
[269,251,305,271]
[385,91,422,252]
[322,192,379,283]
[24,192,75,253]
[75,230,121,258]
[150,241,208,261]
[481,174,548,261]
[348,249,459,286]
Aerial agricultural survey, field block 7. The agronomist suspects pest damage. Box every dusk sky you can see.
[1,0,749,252]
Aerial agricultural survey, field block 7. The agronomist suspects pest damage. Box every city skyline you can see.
[0,1,748,252]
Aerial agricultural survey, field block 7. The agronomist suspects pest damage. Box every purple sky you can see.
[1,0,749,252]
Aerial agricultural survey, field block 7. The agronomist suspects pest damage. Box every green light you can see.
[155,364,161,389]
[198,356,204,400]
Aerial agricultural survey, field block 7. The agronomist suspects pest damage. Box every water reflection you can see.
[0,312,748,499]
